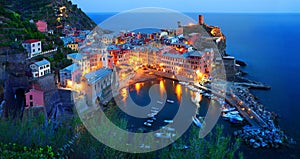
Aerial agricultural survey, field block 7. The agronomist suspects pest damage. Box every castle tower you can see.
[198,15,204,25]
[177,21,182,28]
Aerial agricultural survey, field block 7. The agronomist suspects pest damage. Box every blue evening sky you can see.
[71,0,300,13]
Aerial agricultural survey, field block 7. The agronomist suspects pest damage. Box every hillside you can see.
[0,0,97,55]
[1,0,96,31]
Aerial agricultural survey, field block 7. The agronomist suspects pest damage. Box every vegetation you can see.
[1,0,96,30]
[0,103,243,158]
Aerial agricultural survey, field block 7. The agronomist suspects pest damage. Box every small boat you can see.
[192,116,202,128]
[147,119,154,123]
[144,122,152,127]
[166,99,174,104]
[253,142,261,149]
[222,111,239,118]
[261,142,268,148]
[151,110,159,113]
[154,132,176,139]
[157,101,163,104]
[179,81,188,86]
[164,120,174,123]
[221,106,236,112]
[203,93,213,98]
[152,106,160,110]
[149,116,157,121]
[138,144,150,149]
[162,126,175,131]
[147,113,156,118]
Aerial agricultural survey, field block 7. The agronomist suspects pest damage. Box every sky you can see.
[71,0,300,13]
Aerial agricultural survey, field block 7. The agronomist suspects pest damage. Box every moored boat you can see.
[162,126,175,131]
[164,120,174,123]
[192,116,202,128]
[166,99,174,103]
[154,132,176,139]
[144,122,152,127]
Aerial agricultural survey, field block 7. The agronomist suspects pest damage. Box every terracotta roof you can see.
[23,39,40,43]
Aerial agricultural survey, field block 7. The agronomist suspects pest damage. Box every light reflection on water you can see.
[135,82,141,95]
[175,84,182,103]
[119,79,202,114]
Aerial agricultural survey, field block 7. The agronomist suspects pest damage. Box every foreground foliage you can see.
[0,106,243,158]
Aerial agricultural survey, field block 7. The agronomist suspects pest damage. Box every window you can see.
[30,95,33,100]
[38,48,40,51]
[30,102,33,107]
[33,49,35,52]
[32,44,35,47]
[38,43,41,46]
[40,67,43,70]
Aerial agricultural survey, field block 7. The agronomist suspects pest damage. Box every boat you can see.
[192,116,202,128]
[147,119,154,123]
[163,120,174,123]
[162,126,175,131]
[151,109,159,113]
[152,106,160,110]
[253,142,261,148]
[221,106,236,112]
[144,122,152,127]
[154,132,176,139]
[138,144,150,149]
[166,99,174,103]
[157,101,163,104]
[147,113,156,118]
[179,81,188,86]
[203,93,213,98]
[222,111,239,118]
[149,116,157,121]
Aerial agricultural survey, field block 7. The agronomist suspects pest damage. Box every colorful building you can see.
[59,63,81,88]
[67,43,79,51]
[25,83,44,108]
[30,59,51,78]
[35,20,48,33]
[82,68,113,106]
[22,39,42,58]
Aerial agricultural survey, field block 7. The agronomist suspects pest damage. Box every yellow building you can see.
[67,43,79,51]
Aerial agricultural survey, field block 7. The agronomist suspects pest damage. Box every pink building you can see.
[35,20,48,33]
[25,84,44,108]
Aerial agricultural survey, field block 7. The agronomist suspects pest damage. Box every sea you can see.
[87,12,300,158]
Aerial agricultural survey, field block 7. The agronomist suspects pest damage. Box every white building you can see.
[22,39,42,58]
[82,68,112,106]
[30,59,51,78]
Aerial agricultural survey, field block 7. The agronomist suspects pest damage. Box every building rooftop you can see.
[107,45,121,51]
[67,53,83,61]
[84,68,112,84]
[187,50,204,57]
[34,59,50,67]
[23,39,40,43]
[61,63,80,73]
[163,52,186,59]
